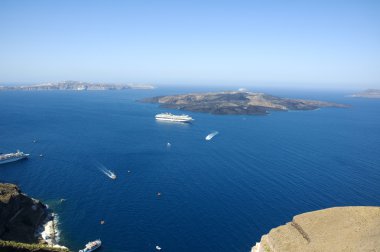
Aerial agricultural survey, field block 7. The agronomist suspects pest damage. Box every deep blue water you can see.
[1,88,379,252]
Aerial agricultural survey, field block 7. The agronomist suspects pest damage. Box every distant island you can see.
[141,91,349,115]
[0,81,154,91]
[350,89,380,99]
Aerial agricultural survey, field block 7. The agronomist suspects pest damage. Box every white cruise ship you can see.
[155,113,194,122]
[79,239,101,252]
[0,150,29,164]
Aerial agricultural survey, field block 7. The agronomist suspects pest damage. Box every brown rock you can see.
[0,183,47,243]
[252,206,380,252]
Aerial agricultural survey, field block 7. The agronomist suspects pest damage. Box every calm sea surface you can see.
[1,88,379,252]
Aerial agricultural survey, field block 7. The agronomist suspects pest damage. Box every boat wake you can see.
[205,131,219,141]
[97,163,117,180]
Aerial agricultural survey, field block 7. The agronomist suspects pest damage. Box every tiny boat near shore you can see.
[79,239,101,252]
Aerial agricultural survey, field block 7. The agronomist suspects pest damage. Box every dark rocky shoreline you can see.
[0,183,68,252]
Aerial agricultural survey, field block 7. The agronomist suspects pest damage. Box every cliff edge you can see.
[251,206,380,252]
[0,183,68,252]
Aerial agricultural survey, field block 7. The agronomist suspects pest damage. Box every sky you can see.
[0,0,379,88]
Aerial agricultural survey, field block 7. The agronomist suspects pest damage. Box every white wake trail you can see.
[96,163,116,179]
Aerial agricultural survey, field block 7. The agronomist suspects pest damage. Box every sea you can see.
[1,87,379,252]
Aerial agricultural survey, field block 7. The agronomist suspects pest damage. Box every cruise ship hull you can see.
[155,117,193,123]
[0,156,28,165]
[79,239,101,252]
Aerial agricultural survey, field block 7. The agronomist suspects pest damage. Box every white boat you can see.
[0,150,29,164]
[155,113,194,123]
[79,239,101,252]
[205,131,219,141]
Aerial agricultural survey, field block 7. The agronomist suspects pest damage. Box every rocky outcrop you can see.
[251,206,380,252]
[0,183,48,243]
[0,183,69,252]
[0,240,68,252]
[141,91,348,115]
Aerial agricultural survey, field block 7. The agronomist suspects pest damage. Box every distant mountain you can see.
[141,91,349,115]
[0,81,154,91]
[350,89,380,98]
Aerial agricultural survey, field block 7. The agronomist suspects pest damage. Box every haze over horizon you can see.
[1,0,379,89]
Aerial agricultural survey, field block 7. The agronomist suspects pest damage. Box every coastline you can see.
[39,210,67,250]
[0,183,69,251]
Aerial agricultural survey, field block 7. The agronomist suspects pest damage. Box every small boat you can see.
[205,131,219,141]
[110,173,116,180]
[79,239,101,252]
[156,245,162,250]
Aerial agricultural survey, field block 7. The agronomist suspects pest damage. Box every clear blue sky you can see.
[1,0,379,88]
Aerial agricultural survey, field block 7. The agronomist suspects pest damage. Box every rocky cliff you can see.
[0,183,68,252]
[251,206,380,252]
[0,183,48,243]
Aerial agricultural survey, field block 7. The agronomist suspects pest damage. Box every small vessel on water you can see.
[79,239,101,252]
[98,165,117,180]
[156,245,162,250]
[155,113,194,123]
[0,150,29,164]
[205,131,219,141]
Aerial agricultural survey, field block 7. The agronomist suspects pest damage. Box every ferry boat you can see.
[0,150,29,164]
[155,113,194,122]
[205,131,219,141]
[79,239,101,252]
